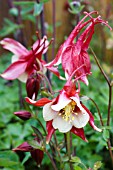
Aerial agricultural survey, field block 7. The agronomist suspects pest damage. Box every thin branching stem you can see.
[90,47,110,86]
[66,132,74,170]
[52,0,56,59]
[35,117,47,135]
[36,0,51,82]
[37,71,54,95]
[89,97,104,126]
[90,48,112,126]
[50,139,63,166]
[45,150,58,170]
[107,85,112,126]
[90,47,113,165]
[17,80,23,109]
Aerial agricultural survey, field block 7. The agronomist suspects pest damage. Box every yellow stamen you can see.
[60,101,76,121]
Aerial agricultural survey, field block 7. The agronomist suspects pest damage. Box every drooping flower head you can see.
[45,11,112,85]
[0,32,51,82]
[26,72,41,99]
[13,139,44,166]
[26,71,101,143]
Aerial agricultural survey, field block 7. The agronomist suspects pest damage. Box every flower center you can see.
[59,101,77,121]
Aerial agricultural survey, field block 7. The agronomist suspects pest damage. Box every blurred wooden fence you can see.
[0,0,113,66]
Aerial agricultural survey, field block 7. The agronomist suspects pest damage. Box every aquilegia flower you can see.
[45,11,111,85]
[26,79,101,143]
[0,33,49,82]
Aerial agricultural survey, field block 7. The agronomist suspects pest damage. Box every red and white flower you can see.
[0,33,49,82]
[45,11,112,85]
[26,80,101,143]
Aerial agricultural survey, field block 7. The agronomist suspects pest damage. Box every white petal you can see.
[43,102,58,121]
[65,70,69,80]
[0,38,28,56]
[71,96,87,114]
[33,39,49,54]
[12,55,19,63]
[18,72,28,83]
[52,116,72,133]
[72,111,89,128]
[51,90,71,111]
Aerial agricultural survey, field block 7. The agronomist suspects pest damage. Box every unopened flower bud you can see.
[12,142,33,152]
[14,110,32,120]
[26,73,41,99]
[30,149,44,166]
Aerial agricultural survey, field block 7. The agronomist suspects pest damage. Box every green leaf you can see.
[33,3,43,16]
[62,156,69,162]
[0,151,24,169]
[27,140,44,151]
[14,1,34,5]
[23,100,33,113]
[40,0,50,3]
[0,151,19,161]
[31,126,44,140]
[68,4,84,14]
[101,126,111,130]
[71,156,81,163]
[21,152,31,165]
[102,129,110,141]
[22,14,36,23]
[21,5,34,15]
[9,8,18,17]
[0,158,18,167]
[0,19,23,37]
[73,165,82,170]
[93,161,102,170]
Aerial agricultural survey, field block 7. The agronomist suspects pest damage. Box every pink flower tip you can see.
[93,125,102,132]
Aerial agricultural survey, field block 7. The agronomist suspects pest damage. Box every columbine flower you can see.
[0,33,49,82]
[45,11,111,85]
[26,80,101,143]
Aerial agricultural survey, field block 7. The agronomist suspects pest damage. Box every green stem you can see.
[107,85,112,126]
[54,133,58,146]
[90,47,110,86]
[89,97,104,126]
[46,150,58,170]
[35,116,62,165]
[18,80,23,109]
[66,132,73,170]
[34,116,47,135]
[37,71,54,95]
[51,140,63,164]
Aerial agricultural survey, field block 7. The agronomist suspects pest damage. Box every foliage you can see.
[0,1,113,170]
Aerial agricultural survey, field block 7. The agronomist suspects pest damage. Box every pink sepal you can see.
[46,120,55,144]
[71,127,88,142]
[12,142,33,152]
[25,97,52,106]
[81,104,102,132]
[1,61,27,80]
